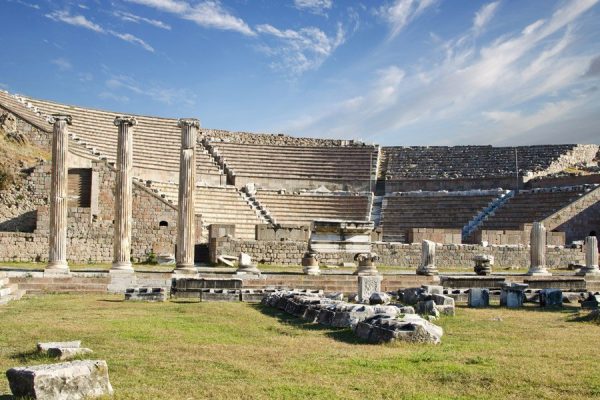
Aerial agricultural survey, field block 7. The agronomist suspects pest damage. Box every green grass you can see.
[1,295,599,399]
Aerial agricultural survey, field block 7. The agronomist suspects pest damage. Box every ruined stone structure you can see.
[0,90,599,266]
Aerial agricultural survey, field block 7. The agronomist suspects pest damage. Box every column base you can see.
[416,265,439,276]
[526,267,552,276]
[45,261,70,276]
[353,267,379,276]
[111,261,134,272]
[576,266,600,276]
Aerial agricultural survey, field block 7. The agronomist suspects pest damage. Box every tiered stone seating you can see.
[479,187,587,230]
[22,97,225,184]
[382,145,579,179]
[381,192,499,242]
[149,182,261,240]
[254,191,371,225]
[0,91,50,130]
[207,141,377,190]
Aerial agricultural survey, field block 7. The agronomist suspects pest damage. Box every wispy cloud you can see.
[9,0,40,10]
[51,58,72,71]
[282,0,600,145]
[256,23,345,76]
[126,0,255,36]
[46,10,155,52]
[584,55,600,77]
[104,75,196,106]
[473,1,500,34]
[376,0,438,38]
[294,0,333,16]
[114,10,171,30]
[46,10,104,32]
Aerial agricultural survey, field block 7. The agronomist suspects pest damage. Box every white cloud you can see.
[126,0,255,36]
[46,10,104,33]
[376,0,438,38]
[584,55,600,77]
[280,0,600,145]
[51,58,72,71]
[9,0,40,9]
[256,23,345,75]
[46,10,155,52]
[109,31,155,52]
[114,11,171,30]
[473,1,500,33]
[294,0,333,15]
[105,75,196,106]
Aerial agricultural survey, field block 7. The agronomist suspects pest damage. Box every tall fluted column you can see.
[175,118,199,274]
[527,222,551,276]
[46,114,72,274]
[578,236,600,276]
[111,116,136,271]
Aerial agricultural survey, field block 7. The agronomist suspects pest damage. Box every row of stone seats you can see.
[381,145,578,179]
[380,192,499,242]
[254,190,371,225]
[149,182,262,240]
[479,187,588,230]
[22,97,224,182]
[206,141,377,181]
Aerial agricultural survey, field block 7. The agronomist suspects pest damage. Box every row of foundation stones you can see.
[261,287,453,345]
[5,341,113,400]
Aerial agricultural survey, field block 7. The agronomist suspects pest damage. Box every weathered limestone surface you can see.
[417,240,438,276]
[358,275,382,302]
[354,252,379,275]
[37,341,81,352]
[175,118,199,273]
[6,360,113,400]
[500,283,528,308]
[46,114,72,274]
[47,347,93,361]
[578,236,600,276]
[112,116,137,271]
[539,288,563,307]
[236,252,260,275]
[528,222,551,276]
[473,254,494,276]
[302,251,320,275]
[468,288,490,308]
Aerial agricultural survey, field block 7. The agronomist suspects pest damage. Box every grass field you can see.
[1,294,599,399]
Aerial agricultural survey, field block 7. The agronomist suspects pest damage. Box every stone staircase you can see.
[0,272,25,305]
[462,190,513,241]
[239,186,275,226]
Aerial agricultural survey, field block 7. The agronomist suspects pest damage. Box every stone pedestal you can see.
[45,114,72,275]
[468,288,490,308]
[111,116,136,272]
[302,252,320,275]
[357,275,382,303]
[539,289,562,307]
[577,236,600,276]
[175,118,199,274]
[500,283,528,308]
[473,254,493,276]
[353,252,379,276]
[527,222,551,276]
[417,240,438,276]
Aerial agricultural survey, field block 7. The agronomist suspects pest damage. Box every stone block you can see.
[539,289,563,307]
[422,285,443,295]
[468,288,490,308]
[369,292,391,305]
[6,360,113,400]
[432,294,455,306]
[357,275,382,303]
[37,341,81,352]
[47,347,93,361]
[500,283,527,308]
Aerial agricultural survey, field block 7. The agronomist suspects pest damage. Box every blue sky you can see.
[1,0,599,145]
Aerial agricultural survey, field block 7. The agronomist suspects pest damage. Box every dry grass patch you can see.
[0,295,599,399]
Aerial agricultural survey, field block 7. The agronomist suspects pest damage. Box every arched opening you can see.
[159,221,169,228]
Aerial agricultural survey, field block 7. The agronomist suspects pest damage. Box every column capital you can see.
[48,114,72,125]
[114,116,137,127]
[178,118,200,129]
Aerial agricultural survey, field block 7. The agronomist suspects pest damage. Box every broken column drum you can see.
[417,240,438,276]
[302,251,320,275]
[175,118,199,274]
[46,114,72,273]
[354,252,380,275]
[527,222,550,276]
[579,236,600,275]
[112,116,137,271]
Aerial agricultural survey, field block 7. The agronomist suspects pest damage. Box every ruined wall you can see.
[407,228,462,245]
[473,229,565,246]
[211,238,585,269]
[544,186,600,243]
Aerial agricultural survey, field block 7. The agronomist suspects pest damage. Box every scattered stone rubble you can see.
[37,341,93,361]
[261,290,444,344]
[398,285,456,318]
[124,287,167,302]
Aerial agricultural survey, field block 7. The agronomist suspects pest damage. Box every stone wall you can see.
[473,228,565,246]
[210,237,585,269]
[384,176,519,193]
[407,228,462,245]
[544,186,600,242]
[203,129,366,147]
[0,106,51,148]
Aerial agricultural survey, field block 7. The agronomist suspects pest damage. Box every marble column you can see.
[527,222,551,276]
[175,118,199,274]
[45,114,72,274]
[578,236,600,275]
[417,240,438,276]
[111,116,136,271]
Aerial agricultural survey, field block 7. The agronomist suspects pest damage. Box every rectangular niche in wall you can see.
[68,168,92,208]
